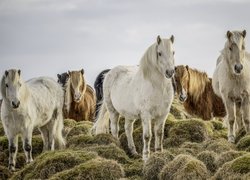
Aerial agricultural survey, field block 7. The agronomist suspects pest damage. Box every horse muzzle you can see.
[165,69,175,79]
[234,64,243,75]
[179,94,187,102]
[11,101,20,109]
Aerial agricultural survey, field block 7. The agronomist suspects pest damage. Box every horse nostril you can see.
[11,101,20,108]
[234,64,243,73]
[166,69,175,78]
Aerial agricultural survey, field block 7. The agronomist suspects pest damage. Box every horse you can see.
[0,69,65,171]
[64,69,96,122]
[57,72,69,87]
[93,35,175,161]
[174,65,226,120]
[212,30,250,143]
[94,69,111,117]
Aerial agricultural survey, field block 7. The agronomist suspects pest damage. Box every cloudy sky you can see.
[0,0,250,87]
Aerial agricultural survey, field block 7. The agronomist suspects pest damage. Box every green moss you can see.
[209,119,224,130]
[11,150,97,180]
[159,154,208,180]
[202,138,235,154]
[180,142,203,155]
[167,147,196,156]
[66,123,92,138]
[143,151,174,180]
[67,134,120,149]
[0,165,12,180]
[214,154,250,179]
[164,119,209,147]
[64,119,77,127]
[124,159,143,178]
[215,150,247,169]
[236,135,250,151]
[0,136,8,151]
[83,143,130,164]
[170,98,189,119]
[0,122,5,136]
[50,158,125,180]
[197,151,217,173]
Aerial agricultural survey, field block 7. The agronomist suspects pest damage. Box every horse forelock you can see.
[187,68,210,102]
[225,31,245,51]
[69,71,87,93]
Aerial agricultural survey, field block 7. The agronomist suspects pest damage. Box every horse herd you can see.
[1,30,249,170]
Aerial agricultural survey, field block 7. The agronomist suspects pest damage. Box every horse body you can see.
[212,30,250,143]
[175,65,226,120]
[64,69,96,121]
[94,69,111,117]
[93,36,175,161]
[1,70,65,170]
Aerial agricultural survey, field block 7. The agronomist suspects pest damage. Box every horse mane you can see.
[0,74,6,99]
[140,43,156,80]
[187,67,210,102]
[64,78,72,115]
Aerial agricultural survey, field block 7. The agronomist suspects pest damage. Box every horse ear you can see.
[175,66,177,71]
[227,31,232,39]
[242,30,247,38]
[81,69,84,75]
[170,35,174,43]
[68,71,71,77]
[185,65,189,70]
[5,70,8,77]
[157,35,161,45]
[18,69,21,76]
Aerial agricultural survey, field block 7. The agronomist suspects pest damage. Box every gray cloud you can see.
[0,0,250,88]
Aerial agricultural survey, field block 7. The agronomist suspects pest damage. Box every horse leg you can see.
[242,101,250,133]
[235,102,244,135]
[110,112,120,139]
[125,118,138,156]
[39,125,49,151]
[142,117,152,161]
[154,116,166,152]
[8,135,18,171]
[22,129,33,163]
[224,98,236,143]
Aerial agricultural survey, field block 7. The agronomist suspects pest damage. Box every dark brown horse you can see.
[64,69,96,121]
[174,65,226,120]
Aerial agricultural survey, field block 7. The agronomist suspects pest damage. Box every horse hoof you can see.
[228,135,235,143]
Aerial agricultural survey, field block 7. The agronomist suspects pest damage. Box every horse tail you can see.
[54,111,66,149]
[92,101,110,135]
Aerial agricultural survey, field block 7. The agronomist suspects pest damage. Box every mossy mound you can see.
[83,143,130,164]
[50,158,125,180]
[66,123,92,138]
[0,136,8,151]
[0,165,11,180]
[164,119,210,147]
[214,154,250,179]
[236,135,250,151]
[167,147,196,156]
[143,151,174,180]
[63,118,77,136]
[170,98,189,119]
[209,120,228,139]
[180,142,203,155]
[202,138,235,153]
[124,159,143,178]
[215,150,248,169]
[67,134,120,148]
[0,122,5,136]
[197,151,217,173]
[11,150,98,179]
[159,154,209,180]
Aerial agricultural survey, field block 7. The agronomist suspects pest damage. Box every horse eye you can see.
[229,47,232,51]
[19,82,22,87]
[158,52,161,56]
[5,84,8,88]
[173,51,175,55]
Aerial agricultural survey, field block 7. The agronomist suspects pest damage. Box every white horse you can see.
[212,30,250,143]
[93,35,175,161]
[0,69,65,171]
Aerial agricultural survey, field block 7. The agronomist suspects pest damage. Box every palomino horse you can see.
[93,35,175,161]
[1,69,65,171]
[64,69,96,121]
[212,30,250,143]
[174,65,226,120]
[94,69,111,117]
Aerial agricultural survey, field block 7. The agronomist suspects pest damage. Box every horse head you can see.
[68,69,86,103]
[174,65,189,102]
[3,69,23,109]
[57,72,69,87]
[225,30,246,75]
[156,35,175,79]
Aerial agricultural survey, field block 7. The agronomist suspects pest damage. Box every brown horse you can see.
[174,65,226,120]
[64,69,96,121]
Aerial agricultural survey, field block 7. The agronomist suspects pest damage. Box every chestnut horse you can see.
[64,69,96,121]
[174,65,226,120]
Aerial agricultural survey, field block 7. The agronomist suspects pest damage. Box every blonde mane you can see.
[187,68,210,102]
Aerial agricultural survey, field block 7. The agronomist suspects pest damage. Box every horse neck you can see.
[187,69,208,101]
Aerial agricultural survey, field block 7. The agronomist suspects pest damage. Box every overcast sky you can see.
[0,0,250,88]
